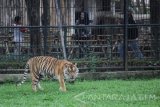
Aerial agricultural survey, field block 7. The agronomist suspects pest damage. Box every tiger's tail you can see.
[16,62,29,86]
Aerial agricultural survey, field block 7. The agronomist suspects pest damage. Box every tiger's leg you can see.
[32,80,38,92]
[37,82,43,91]
[31,72,39,92]
[58,75,66,92]
[37,74,44,90]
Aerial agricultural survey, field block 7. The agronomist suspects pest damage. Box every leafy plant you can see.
[87,54,100,72]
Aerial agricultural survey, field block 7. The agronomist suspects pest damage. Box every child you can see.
[13,16,27,57]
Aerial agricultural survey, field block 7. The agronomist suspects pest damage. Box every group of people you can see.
[12,10,143,59]
[75,10,143,59]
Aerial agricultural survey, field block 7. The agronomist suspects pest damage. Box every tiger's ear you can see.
[64,63,71,68]
[64,63,69,68]
[73,62,77,66]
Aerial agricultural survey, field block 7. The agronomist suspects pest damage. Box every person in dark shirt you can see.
[76,12,90,25]
[118,11,143,59]
[75,11,90,39]
[127,12,138,40]
[74,11,91,58]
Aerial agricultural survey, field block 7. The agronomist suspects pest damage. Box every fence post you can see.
[123,0,128,71]
[42,0,50,55]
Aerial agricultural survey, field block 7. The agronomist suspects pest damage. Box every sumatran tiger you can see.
[17,56,79,92]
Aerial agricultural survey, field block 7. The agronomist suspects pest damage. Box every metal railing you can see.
[0,0,160,72]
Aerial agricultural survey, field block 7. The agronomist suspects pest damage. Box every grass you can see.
[0,79,160,107]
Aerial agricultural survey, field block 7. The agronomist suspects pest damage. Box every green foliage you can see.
[0,54,160,72]
[0,61,25,69]
[87,55,100,72]
[0,55,29,69]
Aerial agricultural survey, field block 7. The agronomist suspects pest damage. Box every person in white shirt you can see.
[13,16,27,57]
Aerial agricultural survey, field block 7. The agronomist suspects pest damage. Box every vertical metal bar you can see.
[42,0,50,55]
[123,0,128,71]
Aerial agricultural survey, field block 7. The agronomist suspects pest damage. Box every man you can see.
[118,11,143,59]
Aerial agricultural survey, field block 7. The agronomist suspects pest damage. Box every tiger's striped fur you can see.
[17,56,79,92]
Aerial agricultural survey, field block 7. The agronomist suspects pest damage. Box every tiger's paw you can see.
[33,89,38,92]
[39,87,44,91]
[59,87,66,92]
[32,87,37,92]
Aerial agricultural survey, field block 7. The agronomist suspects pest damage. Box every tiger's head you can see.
[63,62,79,82]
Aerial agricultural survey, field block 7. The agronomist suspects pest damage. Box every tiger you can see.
[17,56,79,92]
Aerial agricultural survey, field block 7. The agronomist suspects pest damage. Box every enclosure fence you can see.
[0,0,160,72]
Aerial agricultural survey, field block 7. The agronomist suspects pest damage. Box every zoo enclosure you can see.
[0,0,160,72]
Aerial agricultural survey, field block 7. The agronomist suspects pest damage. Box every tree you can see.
[150,0,160,60]
[25,0,41,56]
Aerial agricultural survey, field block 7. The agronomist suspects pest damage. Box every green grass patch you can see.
[0,79,160,107]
